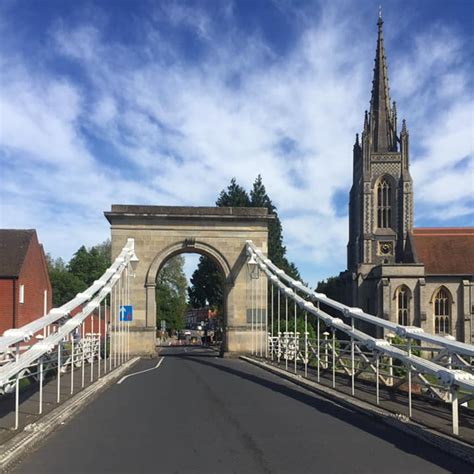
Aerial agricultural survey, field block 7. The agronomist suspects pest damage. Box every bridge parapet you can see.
[245,240,474,437]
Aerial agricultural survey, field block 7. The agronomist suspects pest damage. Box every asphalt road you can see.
[12,347,473,473]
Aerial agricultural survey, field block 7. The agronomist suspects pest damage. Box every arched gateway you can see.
[105,205,272,356]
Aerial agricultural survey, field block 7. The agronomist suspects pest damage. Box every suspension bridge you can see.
[0,207,473,472]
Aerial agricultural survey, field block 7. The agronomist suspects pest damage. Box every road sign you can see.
[119,305,133,321]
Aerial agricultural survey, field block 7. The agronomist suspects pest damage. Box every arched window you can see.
[433,287,451,335]
[396,286,410,326]
[377,178,391,228]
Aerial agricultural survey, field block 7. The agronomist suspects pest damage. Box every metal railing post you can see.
[271,283,274,361]
[294,300,297,375]
[376,352,380,405]
[14,343,20,429]
[277,288,281,364]
[452,387,459,436]
[81,322,85,387]
[408,338,412,418]
[317,316,320,382]
[39,357,44,414]
[304,311,308,378]
[351,317,355,396]
[332,328,336,388]
[57,340,62,403]
[285,295,289,371]
[71,332,75,394]
[98,303,102,378]
[251,275,254,355]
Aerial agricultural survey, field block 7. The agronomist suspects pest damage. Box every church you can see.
[343,14,474,344]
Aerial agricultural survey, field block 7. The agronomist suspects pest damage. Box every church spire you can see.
[369,11,396,152]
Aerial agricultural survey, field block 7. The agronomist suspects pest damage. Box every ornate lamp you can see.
[247,254,260,280]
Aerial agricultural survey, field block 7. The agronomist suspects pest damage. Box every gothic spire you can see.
[369,12,396,152]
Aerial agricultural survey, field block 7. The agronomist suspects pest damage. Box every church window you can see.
[434,288,451,335]
[376,179,391,228]
[396,286,410,326]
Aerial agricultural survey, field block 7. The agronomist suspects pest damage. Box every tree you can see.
[68,244,110,288]
[315,276,346,301]
[156,255,188,332]
[47,240,112,307]
[187,175,302,313]
[47,254,86,307]
[187,256,224,309]
[250,175,300,280]
[216,178,250,207]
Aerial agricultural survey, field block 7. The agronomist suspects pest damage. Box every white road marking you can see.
[117,357,164,385]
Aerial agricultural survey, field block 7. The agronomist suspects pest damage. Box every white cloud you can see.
[0,3,472,286]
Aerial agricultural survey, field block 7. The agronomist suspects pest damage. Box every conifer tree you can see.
[216,178,251,207]
[187,176,301,308]
[250,175,300,280]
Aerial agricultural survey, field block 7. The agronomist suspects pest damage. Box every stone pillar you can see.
[462,280,470,344]
[417,278,426,330]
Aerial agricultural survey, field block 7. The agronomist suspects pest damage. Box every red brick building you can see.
[0,229,52,334]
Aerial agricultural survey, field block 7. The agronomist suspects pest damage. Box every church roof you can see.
[408,228,474,275]
[0,229,35,278]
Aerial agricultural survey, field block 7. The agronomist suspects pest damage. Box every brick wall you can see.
[0,232,53,334]
[0,279,15,334]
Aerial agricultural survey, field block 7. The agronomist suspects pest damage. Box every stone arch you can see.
[145,240,233,287]
[106,205,272,356]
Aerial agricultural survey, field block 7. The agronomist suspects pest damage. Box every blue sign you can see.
[119,305,133,321]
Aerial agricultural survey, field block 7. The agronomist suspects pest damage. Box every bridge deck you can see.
[11,347,473,473]
[254,356,474,443]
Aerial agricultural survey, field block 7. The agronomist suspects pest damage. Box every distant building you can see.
[343,15,474,343]
[184,307,217,329]
[0,229,52,334]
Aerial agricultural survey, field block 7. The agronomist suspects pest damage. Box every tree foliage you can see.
[250,175,300,280]
[216,178,251,207]
[156,255,188,332]
[187,256,224,309]
[47,240,111,307]
[315,276,346,302]
[187,175,301,310]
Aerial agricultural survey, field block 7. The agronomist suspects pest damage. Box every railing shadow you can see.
[165,348,473,472]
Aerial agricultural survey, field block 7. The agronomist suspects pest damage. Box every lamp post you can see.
[247,254,260,280]
[247,254,260,355]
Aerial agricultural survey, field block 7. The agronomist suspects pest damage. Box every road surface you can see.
[12,346,472,473]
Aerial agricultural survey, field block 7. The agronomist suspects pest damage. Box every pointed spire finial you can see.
[379,5,382,20]
[355,133,360,146]
[368,9,395,152]
[401,119,407,134]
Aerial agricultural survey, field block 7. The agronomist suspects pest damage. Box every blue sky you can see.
[0,0,473,286]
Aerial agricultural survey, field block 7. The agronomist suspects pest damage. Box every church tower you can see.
[347,13,413,273]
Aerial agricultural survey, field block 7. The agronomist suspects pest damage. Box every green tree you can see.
[187,175,302,317]
[47,240,112,307]
[250,175,300,280]
[187,256,224,309]
[315,276,346,302]
[156,255,188,332]
[68,244,110,287]
[216,178,251,207]
[46,254,86,307]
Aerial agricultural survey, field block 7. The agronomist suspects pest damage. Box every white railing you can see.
[246,240,474,436]
[0,238,138,430]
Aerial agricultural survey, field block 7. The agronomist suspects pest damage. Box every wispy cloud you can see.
[0,1,472,285]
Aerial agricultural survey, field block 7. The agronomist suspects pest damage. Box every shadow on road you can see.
[165,348,473,473]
